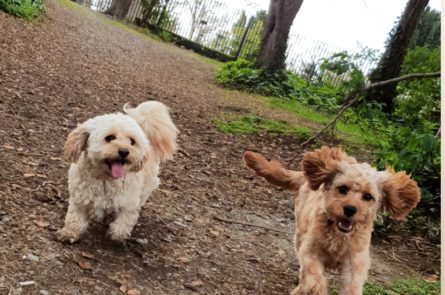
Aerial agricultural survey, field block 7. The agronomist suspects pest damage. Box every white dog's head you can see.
[64,101,178,179]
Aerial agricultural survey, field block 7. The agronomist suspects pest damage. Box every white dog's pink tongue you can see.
[111,163,125,179]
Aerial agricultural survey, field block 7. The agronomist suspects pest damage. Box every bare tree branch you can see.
[287,71,441,167]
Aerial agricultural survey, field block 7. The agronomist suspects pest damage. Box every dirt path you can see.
[0,1,439,294]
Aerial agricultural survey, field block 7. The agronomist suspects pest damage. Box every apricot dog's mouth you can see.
[337,217,353,233]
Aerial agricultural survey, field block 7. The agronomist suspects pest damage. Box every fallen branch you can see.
[213,215,292,234]
[287,71,441,166]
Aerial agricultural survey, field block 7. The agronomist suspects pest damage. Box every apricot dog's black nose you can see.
[118,148,129,158]
[343,205,357,217]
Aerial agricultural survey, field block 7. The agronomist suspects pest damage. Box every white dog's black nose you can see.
[118,148,129,158]
[343,205,357,217]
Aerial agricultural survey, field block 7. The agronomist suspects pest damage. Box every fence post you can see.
[234,16,254,60]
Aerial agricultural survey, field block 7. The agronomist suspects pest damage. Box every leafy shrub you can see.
[0,0,44,20]
[216,59,290,97]
[375,122,440,217]
[158,30,171,42]
[395,47,440,126]
[217,59,342,113]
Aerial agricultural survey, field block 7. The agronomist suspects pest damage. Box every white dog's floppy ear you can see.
[124,101,178,162]
[379,168,420,220]
[301,146,346,190]
[64,124,89,163]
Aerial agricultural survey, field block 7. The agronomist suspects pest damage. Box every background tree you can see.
[366,0,429,113]
[409,6,440,49]
[106,0,133,19]
[255,0,303,74]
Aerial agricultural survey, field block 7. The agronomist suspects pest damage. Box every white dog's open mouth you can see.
[337,217,353,233]
[105,158,127,179]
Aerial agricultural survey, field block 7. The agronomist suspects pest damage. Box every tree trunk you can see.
[106,0,133,19]
[255,0,303,74]
[367,0,429,113]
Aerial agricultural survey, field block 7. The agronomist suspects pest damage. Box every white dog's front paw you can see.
[56,227,81,244]
[107,222,132,242]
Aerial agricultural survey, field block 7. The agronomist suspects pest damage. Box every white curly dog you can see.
[57,101,178,243]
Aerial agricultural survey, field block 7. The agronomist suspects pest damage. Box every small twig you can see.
[287,71,441,166]
[202,279,230,295]
[178,149,191,158]
[213,215,291,234]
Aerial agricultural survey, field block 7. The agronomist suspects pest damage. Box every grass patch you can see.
[329,279,440,295]
[0,0,45,20]
[267,97,374,145]
[214,114,310,139]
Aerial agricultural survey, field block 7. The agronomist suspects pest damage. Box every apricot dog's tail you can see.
[243,151,304,191]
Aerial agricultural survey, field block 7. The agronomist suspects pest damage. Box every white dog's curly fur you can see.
[57,101,178,243]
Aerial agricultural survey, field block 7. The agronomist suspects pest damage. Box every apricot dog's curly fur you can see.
[57,101,178,243]
[244,147,420,295]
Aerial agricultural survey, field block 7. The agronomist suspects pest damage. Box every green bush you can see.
[0,0,45,20]
[395,47,440,126]
[375,122,440,217]
[216,58,342,113]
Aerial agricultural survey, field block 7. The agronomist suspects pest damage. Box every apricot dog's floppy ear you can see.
[301,146,343,190]
[124,101,178,162]
[380,168,420,220]
[64,124,89,163]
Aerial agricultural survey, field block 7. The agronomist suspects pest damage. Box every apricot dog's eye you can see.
[130,138,136,145]
[338,186,349,195]
[105,135,116,142]
[363,193,374,201]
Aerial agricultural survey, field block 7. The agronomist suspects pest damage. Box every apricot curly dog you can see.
[244,146,420,295]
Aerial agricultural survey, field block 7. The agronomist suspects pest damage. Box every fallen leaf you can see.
[50,157,62,161]
[127,289,140,295]
[119,285,128,293]
[209,229,220,237]
[23,173,36,178]
[16,147,24,152]
[190,279,204,287]
[176,256,190,263]
[3,144,14,150]
[78,261,92,270]
[33,220,49,228]
[81,252,94,259]
[425,274,439,282]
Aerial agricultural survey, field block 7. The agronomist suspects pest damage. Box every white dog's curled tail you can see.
[124,101,178,162]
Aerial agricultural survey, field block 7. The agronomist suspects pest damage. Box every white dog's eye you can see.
[130,138,136,145]
[105,135,116,142]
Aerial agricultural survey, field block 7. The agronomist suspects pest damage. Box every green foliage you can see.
[375,123,440,217]
[216,59,343,113]
[409,6,441,49]
[214,114,310,139]
[0,0,44,20]
[330,279,440,295]
[395,46,440,126]
[158,30,171,42]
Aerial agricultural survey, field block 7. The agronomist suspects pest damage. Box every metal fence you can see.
[78,0,377,86]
